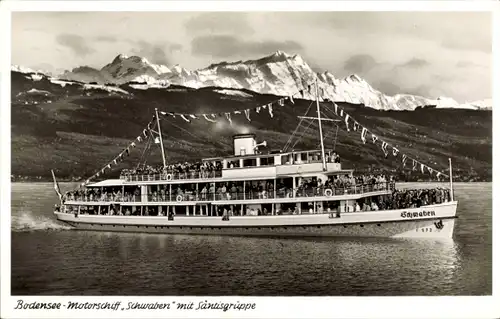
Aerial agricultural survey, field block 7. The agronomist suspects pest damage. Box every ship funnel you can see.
[233,134,257,156]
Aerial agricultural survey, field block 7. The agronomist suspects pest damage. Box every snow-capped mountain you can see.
[16,51,492,111]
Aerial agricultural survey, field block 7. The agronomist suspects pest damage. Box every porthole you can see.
[271,227,274,230]
[343,225,347,228]
[317,225,321,229]
[283,227,287,230]
[377,223,381,227]
[360,224,364,227]
[180,227,183,229]
[112,225,115,227]
[190,227,193,230]
[245,227,249,230]
[123,225,126,228]
[145,226,148,229]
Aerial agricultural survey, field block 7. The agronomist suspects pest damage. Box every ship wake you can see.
[11,211,73,232]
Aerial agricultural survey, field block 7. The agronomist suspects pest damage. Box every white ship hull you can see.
[54,201,458,239]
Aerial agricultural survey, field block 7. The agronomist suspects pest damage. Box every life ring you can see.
[166,174,173,181]
[324,188,333,197]
[176,195,183,202]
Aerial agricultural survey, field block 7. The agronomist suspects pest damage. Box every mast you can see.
[449,158,454,201]
[155,108,167,169]
[315,78,327,171]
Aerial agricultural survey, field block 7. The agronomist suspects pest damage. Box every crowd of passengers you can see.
[119,152,341,179]
[120,161,223,179]
[352,187,452,212]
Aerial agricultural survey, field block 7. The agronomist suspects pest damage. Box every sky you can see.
[11,11,492,103]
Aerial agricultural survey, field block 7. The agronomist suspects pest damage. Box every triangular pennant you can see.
[131,142,136,148]
[345,114,350,132]
[143,129,148,138]
[96,172,100,178]
[268,104,274,118]
[244,109,251,122]
[421,163,425,174]
[371,134,378,144]
[278,99,284,107]
[203,114,216,123]
[189,114,197,119]
[361,127,367,144]
[113,159,117,165]
[392,147,399,157]
[428,166,433,175]
[381,141,389,157]
[234,110,242,114]
[225,112,232,124]
[340,109,344,117]
[168,112,175,117]
[160,111,167,115]
[289,95,294,104]
[107,164,111,169]
[353,122,358,131]
[412,160,417,171]
[125,148,130,155]
[137,136,142,142]
[256,106,261,113]
[402,154,408,167]
[436,172,441,179]
[180,114,191,123]
[334,103,338,115]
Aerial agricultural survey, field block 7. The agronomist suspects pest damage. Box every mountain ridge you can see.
[12,51,492,111]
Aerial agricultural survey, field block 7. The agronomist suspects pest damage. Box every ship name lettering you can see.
[400,210,436,218]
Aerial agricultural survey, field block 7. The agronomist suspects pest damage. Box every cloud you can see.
[191,35,303,58]
[342,54,379,74]
[56,33,95,57]
[399,58,429,68]
[130,41,183,65]
[95,35,117,43]
[372,81,402,96]
[184,12,254,35]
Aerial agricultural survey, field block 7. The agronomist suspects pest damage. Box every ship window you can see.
[377,223,381,227]
[360,224,364,227]
[261,156,275,166]
[243,158,257,167]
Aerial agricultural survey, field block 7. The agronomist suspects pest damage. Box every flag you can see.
[361,127,367,144]
[334,103,338,115]
[428,166,433,175]
[437,172,441,179]
[268,104,274,118]
[402,154,408,167]
[143,129,148,138]
[154,137,161,144]
[345,114,350,132]
[256,106,261,113]
[381,141,389,157]
[51,170,63,202]
[278,99,284,107]
[234,110,242,114]
[113,159,117,165]
[225,112,232,124]
[353,122,358,131]
[421,163,425,174]
[160,111,167,115]
[289,95,294,104]
[412,160,417,171]
[131,142,136,148]
[340,109,344,117]
[180,114,191,122]
[392,147,399,157]
[203,114,216,123]
[189,114,197,119]
[372,134,378,144]
[244,109,251,122]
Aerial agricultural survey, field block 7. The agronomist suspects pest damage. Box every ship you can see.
[52,81,458,239]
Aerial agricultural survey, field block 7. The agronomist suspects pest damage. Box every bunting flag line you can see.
[203,114,216,123]
[360,127,367,144]
[244,109,251,122]
[392,147,399,157]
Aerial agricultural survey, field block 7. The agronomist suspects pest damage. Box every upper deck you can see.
[119,148,344,185]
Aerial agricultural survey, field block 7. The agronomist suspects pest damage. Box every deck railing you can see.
[121,170,223,182]
[67,182,395,203]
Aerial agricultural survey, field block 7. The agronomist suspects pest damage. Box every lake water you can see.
[10,182,491,295]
